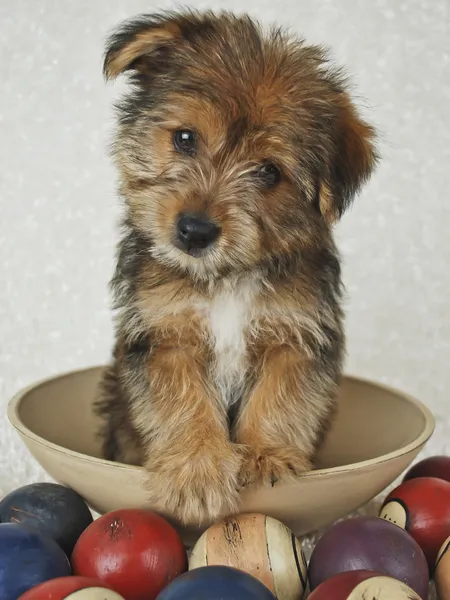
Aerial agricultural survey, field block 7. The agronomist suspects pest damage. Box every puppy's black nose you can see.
[177,213,220,251]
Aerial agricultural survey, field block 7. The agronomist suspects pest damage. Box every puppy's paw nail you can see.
[287,462,297,475]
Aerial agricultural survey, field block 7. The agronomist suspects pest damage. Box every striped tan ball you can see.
[189,513,307,600]
[435,535,450,600]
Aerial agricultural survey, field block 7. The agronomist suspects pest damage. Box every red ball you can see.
[404,456,450,483]
[308,570,383,599]
[308,571,422,599]
[380,476,450,568]
[17,577,122,599]
[72,509,187,600]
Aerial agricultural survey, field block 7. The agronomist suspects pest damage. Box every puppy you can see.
[95,9,377,525]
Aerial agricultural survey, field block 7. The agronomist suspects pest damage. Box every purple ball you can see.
[308,516,429,600]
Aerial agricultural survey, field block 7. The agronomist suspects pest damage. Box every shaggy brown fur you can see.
[95,9,378,525]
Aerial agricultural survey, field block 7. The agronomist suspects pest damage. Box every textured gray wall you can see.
[1,0,449,495]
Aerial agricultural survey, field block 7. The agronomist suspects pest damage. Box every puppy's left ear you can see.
[103,14,182,80]
[319,94,378,224]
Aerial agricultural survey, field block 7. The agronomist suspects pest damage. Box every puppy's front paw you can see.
[239,446,312,488]
[145,441,243,525]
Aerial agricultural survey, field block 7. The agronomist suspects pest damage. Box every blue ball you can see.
[156,565,276,599]
[0,523,71,600]
[0,482,93,555]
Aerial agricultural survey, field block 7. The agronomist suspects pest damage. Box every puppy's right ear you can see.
[103,14,182,80]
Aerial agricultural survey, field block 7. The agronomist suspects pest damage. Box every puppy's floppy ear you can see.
[319,93,378,224]
[103,13,183,80]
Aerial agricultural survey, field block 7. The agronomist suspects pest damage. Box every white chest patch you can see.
[207,278,257,407]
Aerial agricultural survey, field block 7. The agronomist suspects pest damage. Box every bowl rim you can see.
[8,365,435,479]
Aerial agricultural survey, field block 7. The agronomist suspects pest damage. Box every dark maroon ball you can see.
[308,516,429,599]
[404,456,450,483]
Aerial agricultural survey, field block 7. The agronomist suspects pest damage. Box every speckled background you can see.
[0,1,448,595]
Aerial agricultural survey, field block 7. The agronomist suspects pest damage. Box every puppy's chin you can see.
[151,243,222,280]
[172,240,209,259]
[151,238,260,281]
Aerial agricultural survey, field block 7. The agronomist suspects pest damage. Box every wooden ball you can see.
[18,577,124,600]
[46,592,124,600]
[157,565,276,600]
[379,476,450,567]
[72,509,187,600]
[308,571,422,600]
[435,536,450,600]
[404,456,450,483]
[0,483,93,555]
[308,516,428,600]
[189,513,307,600]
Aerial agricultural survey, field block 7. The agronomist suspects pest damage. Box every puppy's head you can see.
[105,10,377,280]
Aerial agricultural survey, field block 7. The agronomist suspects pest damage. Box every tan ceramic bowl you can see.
[8,366,434,545]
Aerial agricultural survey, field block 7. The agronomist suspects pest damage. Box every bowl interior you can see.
[13,367,430,471]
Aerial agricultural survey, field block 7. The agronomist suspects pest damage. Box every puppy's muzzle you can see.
[176,213,220,254]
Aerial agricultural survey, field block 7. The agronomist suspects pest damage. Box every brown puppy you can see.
[95,9,377,525]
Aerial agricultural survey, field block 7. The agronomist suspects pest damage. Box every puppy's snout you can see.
[176,213,220,252]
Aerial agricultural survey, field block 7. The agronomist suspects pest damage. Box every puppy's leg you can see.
[235,345,336,487]
[95,359,144,466]
[138,341,242,525]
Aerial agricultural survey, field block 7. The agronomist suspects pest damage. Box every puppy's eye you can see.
[254,162,281,188]
[173,130,196,155]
